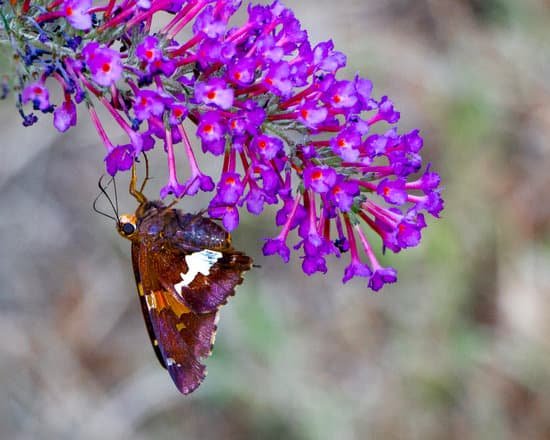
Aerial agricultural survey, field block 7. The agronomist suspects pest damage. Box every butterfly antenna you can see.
[102,175,120,219]
[93,189,116,221]
[113,174,120,219]
[93,175,118,221]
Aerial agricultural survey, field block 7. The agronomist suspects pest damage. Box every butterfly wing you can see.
[164,244,253,314]
[130,241,166,368]
[147,210,253,314]
[131,240,219,394]
[128,205,252,394]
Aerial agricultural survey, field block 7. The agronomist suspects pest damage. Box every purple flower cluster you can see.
[4,0,443,290]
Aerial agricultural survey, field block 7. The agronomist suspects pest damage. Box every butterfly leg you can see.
[130,160,147,204]
[140,152,151,194]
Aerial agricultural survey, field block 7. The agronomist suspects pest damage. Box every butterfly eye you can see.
[122,222,136,236]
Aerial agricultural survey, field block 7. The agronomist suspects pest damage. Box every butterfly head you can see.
[117,213,138,240]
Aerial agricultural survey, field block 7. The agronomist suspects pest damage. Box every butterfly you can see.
[112,163,252,394]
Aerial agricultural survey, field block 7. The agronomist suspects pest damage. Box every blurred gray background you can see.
[1,0,550,439]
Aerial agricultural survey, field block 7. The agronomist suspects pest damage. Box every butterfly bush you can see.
[1,0,444,291]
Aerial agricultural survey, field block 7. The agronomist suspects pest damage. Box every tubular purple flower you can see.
[217,172,244,204]
[83,43,123,87]
[22,82,51,111]
[136,36,163,64]
[195,79,235,110]
[376,178,408,205]
[197,111,227,155]
[328,177,359,213]
[63,0,93,30]
[105,144,135,176]
[251,134,283,161]
[177,124,215,196]
[160,127,186,198]
[354,224,396,291]
[133,90,167,121]
[53,99,77,132]
[330,128,362,162]
[262,237,290,263]
[342,215,371,284]
[296,103,328,128]
[228,58,257,86]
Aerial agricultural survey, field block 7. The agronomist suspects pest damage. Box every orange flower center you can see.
[312,170,322,180]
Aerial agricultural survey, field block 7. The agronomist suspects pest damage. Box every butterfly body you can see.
[118,200,252,394]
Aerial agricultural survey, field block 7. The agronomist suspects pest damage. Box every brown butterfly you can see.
[114,163,252,394]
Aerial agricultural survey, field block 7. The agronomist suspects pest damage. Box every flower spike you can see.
[3,0,444,290]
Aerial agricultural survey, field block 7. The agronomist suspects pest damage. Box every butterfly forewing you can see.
[127,201,252,394]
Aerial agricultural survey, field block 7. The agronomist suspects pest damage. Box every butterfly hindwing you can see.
[163,246,253,314]
[137,208,253,314]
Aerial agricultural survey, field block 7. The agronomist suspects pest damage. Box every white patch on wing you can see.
[145,294,156,311]
[174,249,223,294]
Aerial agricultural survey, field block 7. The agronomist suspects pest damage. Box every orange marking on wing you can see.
[145,291,167,311]
[165,291,191,318]
[150,290,168,310]
[146,290,191,319]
